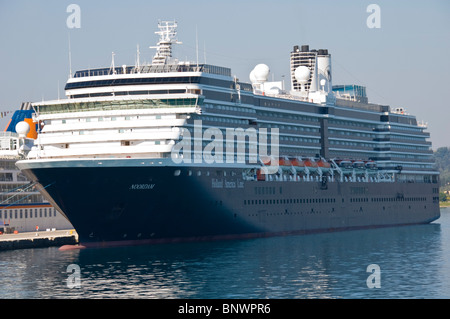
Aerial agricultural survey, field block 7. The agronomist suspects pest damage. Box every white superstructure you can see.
[24,21,436,179]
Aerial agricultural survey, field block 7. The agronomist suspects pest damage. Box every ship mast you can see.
[150,20,182,65]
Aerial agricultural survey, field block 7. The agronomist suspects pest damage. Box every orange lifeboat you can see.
[260,156,272,166]
[289,157,305,173]
[317,159,331,169]
[256,169,266,181]
[290,158,305,167]
[304,158,318,168]
[279,157,291,167]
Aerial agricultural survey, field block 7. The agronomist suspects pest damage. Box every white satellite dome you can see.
[268,86,281,94]
[294,66,310,84]
[253,64,270,82]
[249,69,257,83]
[15,121,30,138]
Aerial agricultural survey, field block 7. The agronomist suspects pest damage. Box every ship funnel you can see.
[290,45,332,93]
[294,66,310,92]
[317,50,332,93]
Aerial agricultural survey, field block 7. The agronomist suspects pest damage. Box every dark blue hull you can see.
[19,159,441,247]
[24,167,258,245]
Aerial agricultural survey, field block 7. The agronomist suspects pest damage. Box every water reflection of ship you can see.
[46,221,441,298]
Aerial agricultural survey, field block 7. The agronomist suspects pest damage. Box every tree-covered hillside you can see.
[434,147,450,191]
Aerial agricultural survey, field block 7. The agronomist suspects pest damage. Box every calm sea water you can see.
[1,208,449,299]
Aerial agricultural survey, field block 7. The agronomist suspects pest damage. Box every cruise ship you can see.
[16,21,440,247]
[0,105,73,233]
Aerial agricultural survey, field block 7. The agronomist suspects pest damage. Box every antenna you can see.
[196,25,199,69]
[68,33,73,78]
[203,41,207,64]
[136,44,141,71]
[110,52,116,74]
[150,20,182,65]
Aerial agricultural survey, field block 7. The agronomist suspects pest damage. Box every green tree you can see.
[434,147,450,190]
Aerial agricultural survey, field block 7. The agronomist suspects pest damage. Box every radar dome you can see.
[294,66,310,84]
[15,121,30,138]
[253,64,270,82]
[249,69,257,83]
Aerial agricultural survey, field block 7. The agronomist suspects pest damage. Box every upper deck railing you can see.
[73,63,232,79]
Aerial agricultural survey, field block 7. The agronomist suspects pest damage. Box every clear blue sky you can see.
[0,0,449,149]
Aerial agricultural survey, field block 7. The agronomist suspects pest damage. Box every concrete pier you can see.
[0,229,78,250]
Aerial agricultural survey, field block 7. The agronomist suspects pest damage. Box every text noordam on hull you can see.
[16,21,440,247]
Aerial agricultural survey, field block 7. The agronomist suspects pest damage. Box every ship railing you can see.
[252,90,311,103]
[0,182,54,209]
[0,132,19,138]
[417,121,428,128]
[73,63,232,78]
[256,171,391,183]
[0,181,38,206]
[329,159,344,182]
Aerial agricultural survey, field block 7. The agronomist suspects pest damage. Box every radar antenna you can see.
[150,20,182,65]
